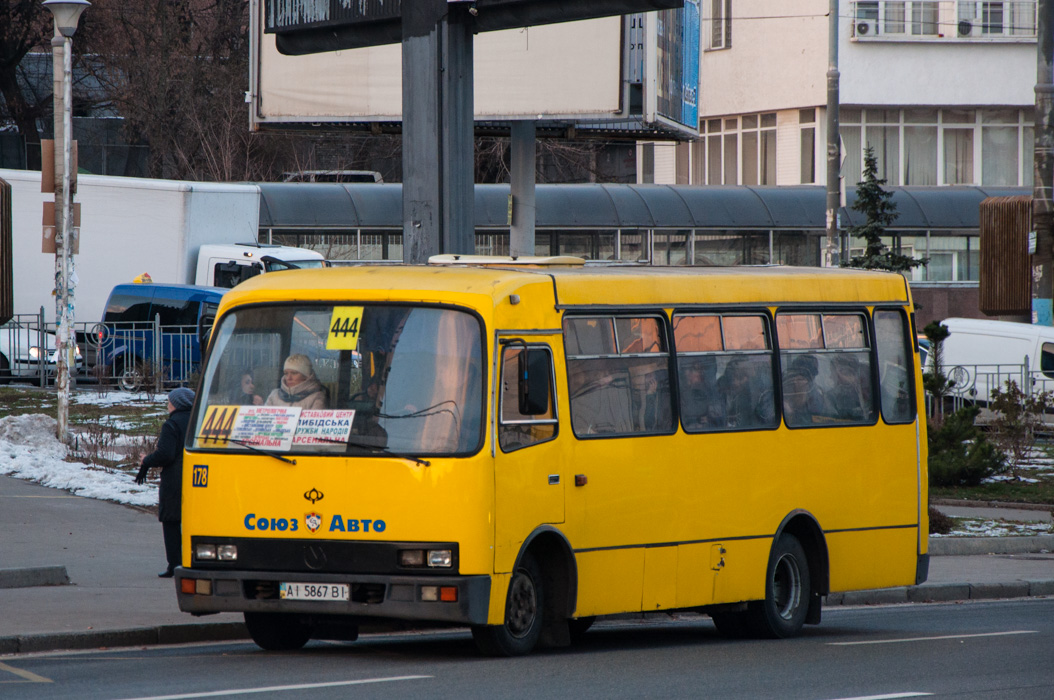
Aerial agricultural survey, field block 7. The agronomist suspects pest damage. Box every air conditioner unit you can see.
[855,19,878,37]
[957,19,982,38]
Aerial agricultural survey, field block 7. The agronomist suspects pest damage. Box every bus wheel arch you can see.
[775,510,829,624]
[754,511,828,635]
[471,527,577,656]
[522,526,578,649]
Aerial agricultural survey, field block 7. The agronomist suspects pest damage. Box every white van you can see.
[931,318,1054,402]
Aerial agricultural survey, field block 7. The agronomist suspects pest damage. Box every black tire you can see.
[471,551,544,656]
[0,354,10,385]
[244,612,312,651]
[748,533,811,638]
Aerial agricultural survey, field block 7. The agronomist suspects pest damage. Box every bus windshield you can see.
[190,304,485,456]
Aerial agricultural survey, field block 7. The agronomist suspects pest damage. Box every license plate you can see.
[279,582,350,601]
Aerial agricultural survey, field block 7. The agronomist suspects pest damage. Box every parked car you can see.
[0,320,83,384]
[98,283,224,390]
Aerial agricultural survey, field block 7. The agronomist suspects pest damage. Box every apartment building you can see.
[641,0,1037,289]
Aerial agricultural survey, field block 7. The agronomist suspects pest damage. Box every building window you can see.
[708,0,731,50]
[800,109,816,184]
[840,107,1033,186]
[960,1,1037,37]
[702,114,775,185]
[854,1,1036,39]
[741,113,777,185]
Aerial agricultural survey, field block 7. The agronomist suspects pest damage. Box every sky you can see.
[0,391,1051,536]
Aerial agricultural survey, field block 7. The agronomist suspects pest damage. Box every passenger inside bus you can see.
[782,365,821,427]
[226,370,264,406]
[679,357,725,430]
[718,357,765,428]
[826,354,874,422]
[568,361,634,435]
[264,354,328,409]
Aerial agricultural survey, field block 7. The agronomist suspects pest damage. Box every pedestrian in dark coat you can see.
[135,387,195,578]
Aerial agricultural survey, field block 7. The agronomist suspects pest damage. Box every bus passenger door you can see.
[493,341,565,572]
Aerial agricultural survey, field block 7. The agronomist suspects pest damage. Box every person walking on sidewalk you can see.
[135,387,195,578]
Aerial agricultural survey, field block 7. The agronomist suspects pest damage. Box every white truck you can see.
[931,317,1054,403]
[0,168,324,322]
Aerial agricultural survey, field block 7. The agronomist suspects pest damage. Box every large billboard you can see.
[648,0,699,132]
[248,0,699,138]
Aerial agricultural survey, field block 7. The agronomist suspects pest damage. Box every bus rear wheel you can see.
[749,533,811,638]
[244,612,311,651]
[471,551,544,656]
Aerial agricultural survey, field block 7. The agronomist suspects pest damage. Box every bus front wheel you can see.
[749,533,811,638]
[471,551,544,656]
[244,612,311,651]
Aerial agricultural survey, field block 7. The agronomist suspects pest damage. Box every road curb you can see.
[0,622,248,656]
[0,566,69,589]
[826,579,1054,607]
[929,535,1054,555]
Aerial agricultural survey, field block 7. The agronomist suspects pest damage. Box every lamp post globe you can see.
[42,0,90,37]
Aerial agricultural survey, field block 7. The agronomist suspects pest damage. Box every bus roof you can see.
[219,263,912,312]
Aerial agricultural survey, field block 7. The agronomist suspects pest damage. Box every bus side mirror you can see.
[197,307,216,352]
[519,349,551,416]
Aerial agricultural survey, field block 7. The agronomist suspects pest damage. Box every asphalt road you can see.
[2,599,1051,700]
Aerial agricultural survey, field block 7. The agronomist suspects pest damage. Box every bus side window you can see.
[564,316,674,437]
[874,310,915,423]
[499,345,558,452]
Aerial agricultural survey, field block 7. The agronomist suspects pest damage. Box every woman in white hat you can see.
[264,354,327,409]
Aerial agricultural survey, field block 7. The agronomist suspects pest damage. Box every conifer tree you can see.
[844,146,928,273]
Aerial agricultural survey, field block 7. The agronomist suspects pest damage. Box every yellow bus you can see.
[176,257,928,655]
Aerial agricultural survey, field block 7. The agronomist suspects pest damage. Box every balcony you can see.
[850,0,1036,41]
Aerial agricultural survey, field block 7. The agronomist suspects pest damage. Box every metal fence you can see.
[925,358,1051,416]
[0,309,200,391]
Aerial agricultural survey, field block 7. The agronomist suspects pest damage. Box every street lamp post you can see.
[43,0,89,442]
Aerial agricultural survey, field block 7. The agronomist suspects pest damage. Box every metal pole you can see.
[509,121,537,257]
[1034,0,1054,326]
[401,0,475,263]
[51,30,73,440]
[824,0,841,268]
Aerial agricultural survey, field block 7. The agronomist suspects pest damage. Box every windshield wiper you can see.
[222,437,297,465]
[316,436,430,466]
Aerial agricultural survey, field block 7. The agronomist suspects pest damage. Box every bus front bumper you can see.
[175,568,492,626]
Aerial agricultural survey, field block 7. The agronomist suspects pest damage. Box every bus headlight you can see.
[217,545,238,561]
[399,549,453,568]
[427,549,452,568]
[195,544,217,560]
[399,549,425,567]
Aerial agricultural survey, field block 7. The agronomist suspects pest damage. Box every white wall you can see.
[700,1,1036,118]
[699,0,829,118]
[840,32,1035,107]
[0,170,260,322]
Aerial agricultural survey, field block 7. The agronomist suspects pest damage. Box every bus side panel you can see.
[674,542,716,608]
[710,538,770,605]
[643,546,678,610]
[826,528,919,592]
[574,549,645,617]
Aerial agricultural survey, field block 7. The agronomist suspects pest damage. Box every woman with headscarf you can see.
[134,387,195,578]
[264,354,327,409]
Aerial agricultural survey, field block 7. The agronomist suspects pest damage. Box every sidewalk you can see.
[2,474,1053,655]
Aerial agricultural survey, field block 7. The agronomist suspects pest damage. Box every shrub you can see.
[928,506,954,535]
[928,406,1007,487]
[988,379,1052,480]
